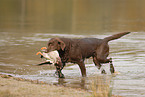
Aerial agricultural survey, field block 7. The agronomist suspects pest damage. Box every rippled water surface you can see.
[1,0,145,96]
[0,32,144,97]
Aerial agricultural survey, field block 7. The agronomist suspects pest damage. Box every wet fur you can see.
[47,32,130,77]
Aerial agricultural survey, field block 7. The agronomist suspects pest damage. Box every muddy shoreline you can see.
[0,73,91,97]
[0,73,123,97]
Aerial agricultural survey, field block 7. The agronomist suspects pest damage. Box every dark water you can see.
[0,0,145,97]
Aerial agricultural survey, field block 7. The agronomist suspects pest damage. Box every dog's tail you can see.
[103,32,131,42]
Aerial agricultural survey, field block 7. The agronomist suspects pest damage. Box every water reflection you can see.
[0,0,145,33]
[54,77,87,89]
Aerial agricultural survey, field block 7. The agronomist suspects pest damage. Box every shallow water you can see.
[0,32,145,97]
[1,0,145,96]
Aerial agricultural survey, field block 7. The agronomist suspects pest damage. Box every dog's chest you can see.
[58,48,82,63]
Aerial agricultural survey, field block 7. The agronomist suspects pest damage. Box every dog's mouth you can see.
[46,48,52,53]
[45,48,50,53]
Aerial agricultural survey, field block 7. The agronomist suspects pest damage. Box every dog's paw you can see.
[101,69,107,74]
[59,73,65,78]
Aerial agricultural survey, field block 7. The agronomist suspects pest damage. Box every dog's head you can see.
[47,38,66,52]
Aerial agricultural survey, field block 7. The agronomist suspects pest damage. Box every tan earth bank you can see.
[0,74,121,97]
[0,74,91,97]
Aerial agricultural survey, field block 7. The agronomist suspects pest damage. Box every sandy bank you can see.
[0,74,90,97]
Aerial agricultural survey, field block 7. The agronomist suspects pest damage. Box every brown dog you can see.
[46,32,130,78]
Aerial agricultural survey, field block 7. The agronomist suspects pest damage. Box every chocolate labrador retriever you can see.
[46,32,130,78]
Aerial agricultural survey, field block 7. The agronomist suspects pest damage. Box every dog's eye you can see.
[58,42,61,44]
[49,43,52,46]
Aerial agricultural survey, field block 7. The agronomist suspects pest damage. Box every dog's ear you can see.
[55,38,66,51]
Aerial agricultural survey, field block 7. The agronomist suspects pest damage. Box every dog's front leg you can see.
[60,62,66,70]
[55,63,65,78]
[104,57,115,73]
[78,61,86,77]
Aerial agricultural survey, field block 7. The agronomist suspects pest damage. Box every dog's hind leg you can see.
[96,43,111,63]
[109,58,115,73]
[93,57,101,69]
[93,57,106,74]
